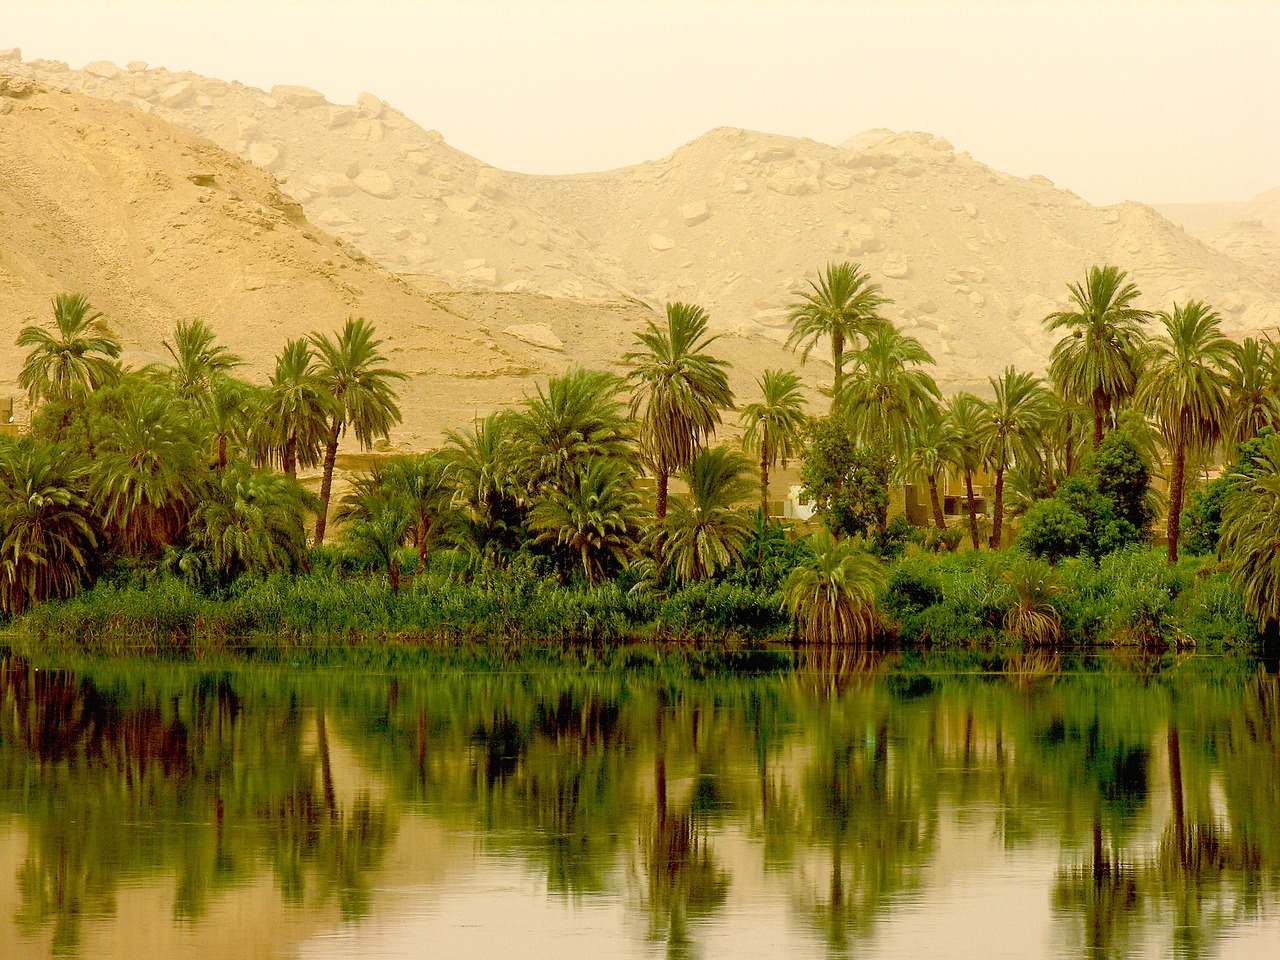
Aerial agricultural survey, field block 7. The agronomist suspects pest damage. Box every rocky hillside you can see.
[7,51,1279,393]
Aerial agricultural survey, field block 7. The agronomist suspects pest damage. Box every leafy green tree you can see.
[1134,300,1233,562]
[310,318,406,544]
[785,262,889,403]
[262,338,332,478]
[944,392,987,549]
[783,529,884,643]
[838,324,939,464]
[660,446,754,584]
[510,367,634,497]
[1089,428,1154,536]
[189,461,317,580]
[527,455,641,586]
[90,386,208,556]
[161,318,243,401]
[799,417,890,541]
[739,368,808,518]
[17,293,122,407]
[1223,336,1280,451]
[1045,265,1150,449]
[0,437,96,614]
[625,302,733,521]
[979,367,1053,548]
[1218,429,1280,640]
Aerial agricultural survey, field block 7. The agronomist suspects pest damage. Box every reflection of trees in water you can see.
[0,658,393,954]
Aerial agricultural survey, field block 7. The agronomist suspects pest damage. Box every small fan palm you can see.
[310,318,406,543]
[783,528,884,644]
[0,438,96,615]
[660,446,754,584]
[740,368,808,518]
[527,456,642,586]
[1218,430,1280,635]
[1001,555,1063,644]
[625,302,734,521]
[1134,300,1232,562]
[17,293,122,406]
[1045,264,1150,449]
[785,262,889,404]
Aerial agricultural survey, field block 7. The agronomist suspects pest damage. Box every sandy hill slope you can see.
[0,72,810,451]
[1158,188,1280,296]
[8,53,1279,393]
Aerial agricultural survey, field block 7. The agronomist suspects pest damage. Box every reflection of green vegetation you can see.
[2,653,1280,958]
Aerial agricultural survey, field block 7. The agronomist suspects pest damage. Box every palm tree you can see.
[527,456,642,586]
[1000,555,1063,644]
[785,262,889,403]
[979,367,1053,549]
[0,437,96,615]
[945,392,986,549]
[838,324,940,465]
[1045,265,1150,450]
[1134,301,1233,563]
[90,388,208,556]
[310,318,406,544]
[161,318,242,401]
[1218,430,1280,642]
[1223,336,1280,451]
[510,367,634,497]
[379,452,457,565]
[739,369,808,518]
[445,412,524,563]
[17,293,121,406]
[262,339,332,478]
[624,302,733,522]
[783,529,884,643]
[190,461,317,579]
[203,375,258,470]
[903,400,958,530]
[660,446,754,584]
[337,485,411,593]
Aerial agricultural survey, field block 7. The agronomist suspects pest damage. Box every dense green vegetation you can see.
[3,261,1280,653]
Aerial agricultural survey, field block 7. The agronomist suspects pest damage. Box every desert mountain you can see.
[1159,188,1280,296]
[6,51,1279,394]
[0,71,810,449]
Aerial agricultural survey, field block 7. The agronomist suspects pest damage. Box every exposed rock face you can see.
[503,323,564,351]
[6,58,1280,394]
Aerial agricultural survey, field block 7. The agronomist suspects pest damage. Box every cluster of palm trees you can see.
[5,259,1280,640]
[1,294,402,613]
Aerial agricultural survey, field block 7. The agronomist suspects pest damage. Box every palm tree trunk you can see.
[989,458,1006,550]
[964,469,981,550]
[1092,388,1105,450]
[314,416,342,544]
[927,474,946,530]
[760,435,771,519]
[1168,721,1187,871]
[317,710,337,819]
[283,433,297,477]
[1167,439,1185,564]
[831,330,844,409]
[388,553,400,594]
[655,455,670,521]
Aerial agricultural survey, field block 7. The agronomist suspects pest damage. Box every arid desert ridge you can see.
[3,49,1280,451]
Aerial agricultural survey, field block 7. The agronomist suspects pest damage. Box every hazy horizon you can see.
[4,0,1278,206]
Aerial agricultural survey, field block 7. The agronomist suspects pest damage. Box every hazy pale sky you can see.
[3,0,1277,205]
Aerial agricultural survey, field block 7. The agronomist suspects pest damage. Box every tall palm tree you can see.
[527,455,642,586]
[945,392,987,549]
[785,262,889,404]
[1045,265,1150,450]
[1218,430,1280,641]
[17,293,122,406]
[0,437,96,615]
[903,400,959,530]
[310,318,406,544]
[837,324,940,465]
[262,339,332,478]
[739,369,808,518]
[1134,301,1233,563]
[90,388,208,556]
[203,375,258,470]
[783,529,884,644]
[161,318,242,401]
[979,367,1053,549]
[624,302,733,522]
[510,367,634,497]
[1222,336,1280,452]
[660,446,754,584]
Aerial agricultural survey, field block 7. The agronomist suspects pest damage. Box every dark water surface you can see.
[1,650,1277,959]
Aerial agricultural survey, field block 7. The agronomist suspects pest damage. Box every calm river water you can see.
[1,650,1277,959]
